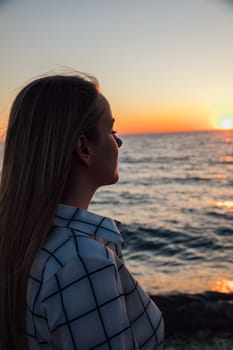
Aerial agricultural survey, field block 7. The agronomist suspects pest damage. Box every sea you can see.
[88,130,233,298]
[1,131,233,335]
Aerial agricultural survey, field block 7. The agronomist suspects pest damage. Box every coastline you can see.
[163,331,233,350]
[150,291,233,349]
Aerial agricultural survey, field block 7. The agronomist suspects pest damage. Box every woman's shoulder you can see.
[29,225,117,288]
[26,225,119,314]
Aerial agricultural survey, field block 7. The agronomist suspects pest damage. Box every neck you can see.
[61,184,96,210]
[61,156,99,210]
[60,196,94,211]
[61,165,98,210]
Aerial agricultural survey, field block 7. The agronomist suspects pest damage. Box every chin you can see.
[112,174,119,184]
[101,173,119,187]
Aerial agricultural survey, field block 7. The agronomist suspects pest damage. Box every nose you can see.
[115,135,122,148]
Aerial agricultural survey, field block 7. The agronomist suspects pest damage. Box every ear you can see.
[74,134,92,166]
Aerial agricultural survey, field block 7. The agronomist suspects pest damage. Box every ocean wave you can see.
[120,155,191,164]
[215,227,233,235]
[207,211,233,220]
[122,224,232,265]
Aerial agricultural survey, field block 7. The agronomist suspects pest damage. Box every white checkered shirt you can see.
[26,204,164,349]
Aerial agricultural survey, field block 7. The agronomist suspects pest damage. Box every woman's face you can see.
[90,95,122,188]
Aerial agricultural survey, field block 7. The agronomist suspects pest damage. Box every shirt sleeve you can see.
[39,253,136,350]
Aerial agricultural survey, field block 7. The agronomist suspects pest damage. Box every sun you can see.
[215,115,233,130]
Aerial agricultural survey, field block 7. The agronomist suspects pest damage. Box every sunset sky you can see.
[1,0,233,135]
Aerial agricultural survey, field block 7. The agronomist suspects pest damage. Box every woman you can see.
[0,73,164,349]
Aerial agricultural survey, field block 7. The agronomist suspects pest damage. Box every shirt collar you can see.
[53,203,124,246]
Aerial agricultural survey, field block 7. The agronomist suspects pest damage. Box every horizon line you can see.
[0,128,233,143]
[119,128,233,137]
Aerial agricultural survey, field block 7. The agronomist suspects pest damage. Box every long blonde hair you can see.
[0,73,99,349]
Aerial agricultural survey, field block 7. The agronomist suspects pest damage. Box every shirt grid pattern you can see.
[26,204,164,349]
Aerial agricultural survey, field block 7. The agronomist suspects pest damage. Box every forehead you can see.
[97,94,113,124]
[98,94,111,111]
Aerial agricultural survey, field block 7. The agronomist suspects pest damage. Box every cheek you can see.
[111,140,119,161]
[103,138,119,160]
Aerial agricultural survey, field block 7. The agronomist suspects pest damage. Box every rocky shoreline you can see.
[150,292,233,349]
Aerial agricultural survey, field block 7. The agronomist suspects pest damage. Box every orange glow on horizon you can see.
[212,279,233,294]
[114,107,214,135]
[1,101,232,137]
